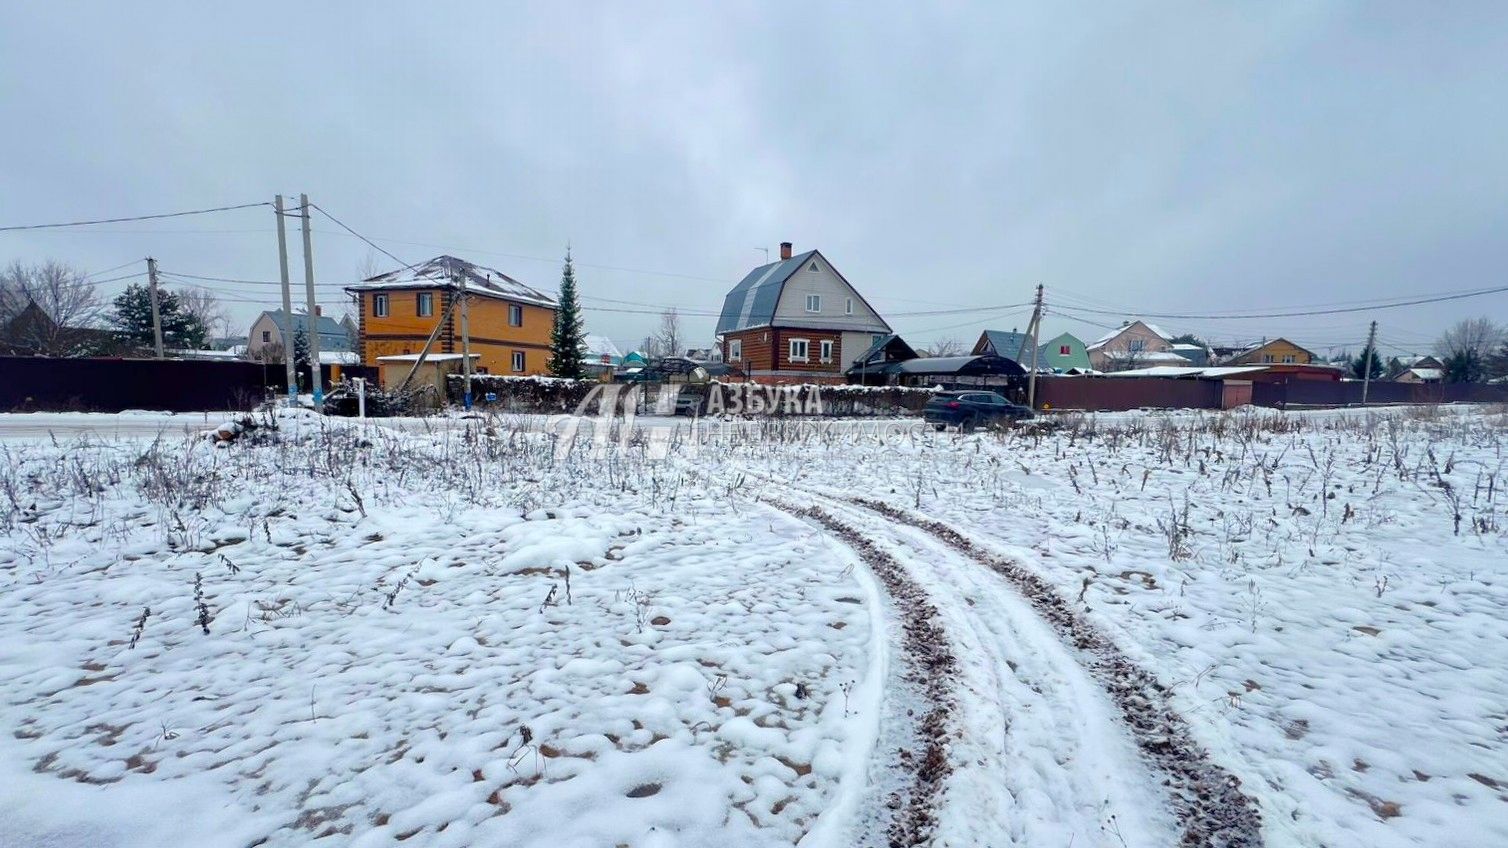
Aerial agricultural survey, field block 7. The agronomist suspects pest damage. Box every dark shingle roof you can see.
[346,255,556,308]
[715,250,818,335]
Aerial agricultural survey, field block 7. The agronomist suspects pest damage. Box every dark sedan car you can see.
[923,390,1034,431]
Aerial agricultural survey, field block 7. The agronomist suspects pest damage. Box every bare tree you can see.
[1435,318,1503,361]
[922,336,965,357]
[177,287,232,343]
[0,260,106,355]
[355,250,383,282]
[654,308,682,359]
[251,341,286,364]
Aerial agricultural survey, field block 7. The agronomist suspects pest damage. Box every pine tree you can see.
[548,250,586,379]
[293,322,310,365]
[1348,344,1383,380]
[109,284,207,351]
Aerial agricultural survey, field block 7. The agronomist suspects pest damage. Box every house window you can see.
[262,330,271,343]
[416,292,434,317]
[508,304,523,327]
[373,294,389,318]
[1059,345,1071,355]
[845,297,854,315]
[1281,355,1295,364]
[1128,338,1145,352]
[729,339,742,361]
[1262,354,1275,363]
[511,351,525,372]
[806,294,821,313]
[809,262,820,272]
[788,338,809,362]
[820,339,833,362]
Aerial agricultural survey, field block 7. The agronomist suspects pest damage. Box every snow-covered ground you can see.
[2,405,1506,846]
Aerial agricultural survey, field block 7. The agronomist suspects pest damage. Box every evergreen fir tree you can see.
[1348,344,1383,380]
[293,322,310,365]
[548,250,586,378]
[109,284,207,351]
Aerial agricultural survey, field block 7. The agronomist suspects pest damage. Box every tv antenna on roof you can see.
[755,247,769,263]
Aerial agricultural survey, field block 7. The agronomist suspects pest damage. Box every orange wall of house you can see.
[357,289,555,378]
[1232,340,1313,365]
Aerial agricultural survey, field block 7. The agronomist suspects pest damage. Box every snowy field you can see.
[1,405,1506,847]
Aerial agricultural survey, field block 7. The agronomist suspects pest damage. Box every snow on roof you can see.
[1104,365,1267,378]
[348,256,557,309]
[1088,321,1173,349]
[1408,368,1443,380]
[376,353,480,363]
[320,350,361,365]
[583,334,623,360]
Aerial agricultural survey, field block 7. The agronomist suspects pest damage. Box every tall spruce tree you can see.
[109,283,207,351]
[1348,344,1383,380]
[548,250,586,378]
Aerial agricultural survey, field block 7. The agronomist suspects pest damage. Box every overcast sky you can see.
[3,2,1505,359]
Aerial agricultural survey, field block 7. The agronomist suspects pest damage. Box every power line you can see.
[0,202,271,232]
[1046,283,1508,321]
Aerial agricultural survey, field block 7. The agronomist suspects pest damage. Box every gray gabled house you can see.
[716,242,892,384]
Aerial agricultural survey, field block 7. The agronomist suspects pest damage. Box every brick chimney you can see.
[779,242,792,261]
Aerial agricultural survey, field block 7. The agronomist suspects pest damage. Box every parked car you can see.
[923,390,1034,430]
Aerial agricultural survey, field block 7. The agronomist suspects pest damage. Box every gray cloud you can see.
[2,2,1504,359]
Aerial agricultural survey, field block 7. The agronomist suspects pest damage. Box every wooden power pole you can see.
[457,264,474,409]
[299,194,323,407]
[1361,320,1378,406]
[146,256,164,358]
[274,195,298,403]
[1026,283,1044,409]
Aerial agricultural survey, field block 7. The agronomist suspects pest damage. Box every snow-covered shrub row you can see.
[449,373,600,412]
[447,374,939,417]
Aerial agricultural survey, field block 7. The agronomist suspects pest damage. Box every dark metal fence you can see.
[1035,376,1224,411]
[0,356,296,412]
[1252,380,1508,407]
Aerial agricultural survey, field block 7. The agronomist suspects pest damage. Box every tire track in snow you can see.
[807,494,1181,846]
[847,495,1265,848]
[763,499,959,848]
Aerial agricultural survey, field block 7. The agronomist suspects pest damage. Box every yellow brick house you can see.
[346,256,558,384]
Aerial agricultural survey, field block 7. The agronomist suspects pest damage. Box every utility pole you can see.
[1026,283,1044,409]
[457,263,474,409]
[1361,320,1378,406]
[299,194,323,407]
[146,257,164,358]
[274,196,298,403]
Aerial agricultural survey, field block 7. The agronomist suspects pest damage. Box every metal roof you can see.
[715,250,818,334]
[258,309,354,351]
[347,255,557,308]
[977,330,1031,359]
[889,354,1026,376]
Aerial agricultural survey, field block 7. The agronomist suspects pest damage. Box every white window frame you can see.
[373,294,389,318]
[819,339,833,363]
[845,297,853,315]
[1128,338,1145,352]
[1281,354,1296,364]
[416,291,434,317]
[511,350,525,372]
[805,294,821,313]
[729,338,742,361]
[508,304,523,327]
[788,338,809,363]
